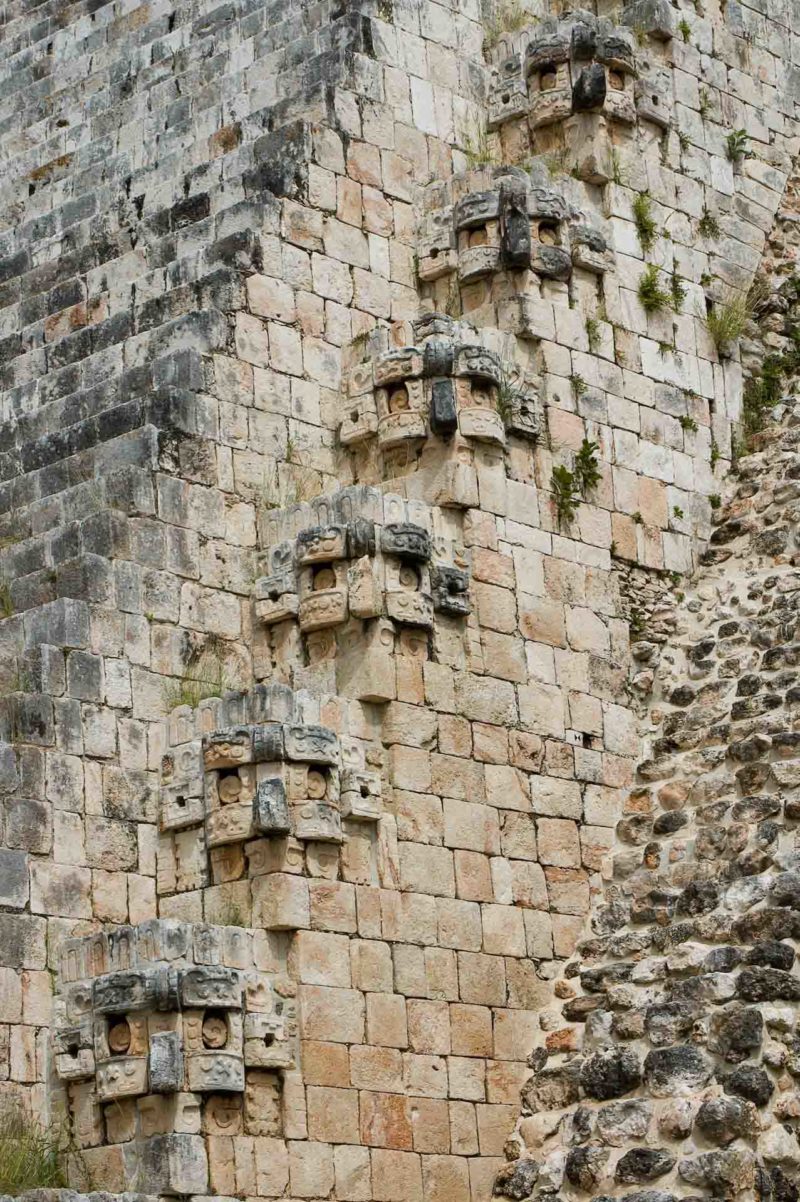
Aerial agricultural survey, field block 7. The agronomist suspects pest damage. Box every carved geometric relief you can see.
[254,490,473,699]
[485,13,664,182]
[52,921,297,1191]
[157,687,386,908]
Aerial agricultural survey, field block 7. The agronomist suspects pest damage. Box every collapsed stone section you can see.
[494,409,800,1200]
[53,919,294,1194]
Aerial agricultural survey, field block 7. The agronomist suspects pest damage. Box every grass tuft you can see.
[163,647,231,713]
[638,264,671,314]
[575,438,602,494]
[0,1110,68,1195]
[698,206,720,239]
[483,0,532,49]
[551,465,580,528]
[705,293,750,354]
[632,192,657,255]
[463,123,495,167]
[725,128,749,163]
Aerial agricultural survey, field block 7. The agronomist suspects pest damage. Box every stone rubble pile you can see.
[496,404,800,1199]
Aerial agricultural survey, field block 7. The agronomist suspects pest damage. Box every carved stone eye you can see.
[312,566,336,591]
[609,68,625,90]
[108,1017,131,1054]
[307,770,327,800]
[399,565,420,590]
[218,772,242,804]
[539,66,557,90]
[202,1012,228,1049]
[468,226,489,247]
[537,221,559,246]
[388,385,410,413]
[472,384,493,408]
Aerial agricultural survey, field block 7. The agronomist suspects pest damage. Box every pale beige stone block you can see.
[389,745,432,792]
[422,1153,471,1202]
[484,764,531,811]
[442,798,499,854]
[299,985,365,1044]
[456,952,506,1005]
[403,1051,448,1098]
[289,930,351,987]
[334,1143,372,1201]
[351,939,393,992]
[481,903,526,956]
[411,1096,450,1153]
[302,1040,350,1087]
[399,844,455,897]
[450,1004,492,1058]
[447,1055,486,1101]
[450,1100,478,1155]
[366,992,409,1048]
[289,1139,334,1198]
[454,851,494,902]
[407,999,451,1055]
[350,1045,404,1093]
[477,1103,518,1155]
[253,873,309,930]
[307,1086,360,1144]
[381,890,437,944]
[436,898,482,951]
[425,947,460,1001]
[371,1147,423,1201]
[310,879,358,933]
[537,817,581,867]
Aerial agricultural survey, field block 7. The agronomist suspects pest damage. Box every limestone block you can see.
[252,873,310,930]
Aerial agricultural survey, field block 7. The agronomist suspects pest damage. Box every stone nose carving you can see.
[572,61,606,111]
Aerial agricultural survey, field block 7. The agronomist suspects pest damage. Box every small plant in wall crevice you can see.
[570,373,588,398]
[706,292,751,355]
[670,272,687,312]
[632,191,658,255]
[638,264,671,314]
[0,1110,68,1194]
[725,128,749,163]
[551,465,580,527]
[575,438,602,494]
[463,122,495,167]
[698,206,720,239]
[483,0,533,49]
[585,316,601,352]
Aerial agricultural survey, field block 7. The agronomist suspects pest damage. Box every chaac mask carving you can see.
[416,165,613,334]
[341,317,541,502]
[53,921,294,1193]
[486,11,673,182]
[157,686,385,900]
[254,488,472,696]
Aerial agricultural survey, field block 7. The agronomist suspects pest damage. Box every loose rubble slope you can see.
[497,404,800,1200]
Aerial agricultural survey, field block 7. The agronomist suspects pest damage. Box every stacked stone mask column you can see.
[0,0,800,1199]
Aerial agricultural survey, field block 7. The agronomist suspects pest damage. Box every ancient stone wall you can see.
[0,0,799,1199]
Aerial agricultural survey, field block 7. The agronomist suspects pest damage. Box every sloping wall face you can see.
[0,0,799,1199]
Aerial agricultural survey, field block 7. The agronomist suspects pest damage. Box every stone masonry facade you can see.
[1,0,800,1199]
